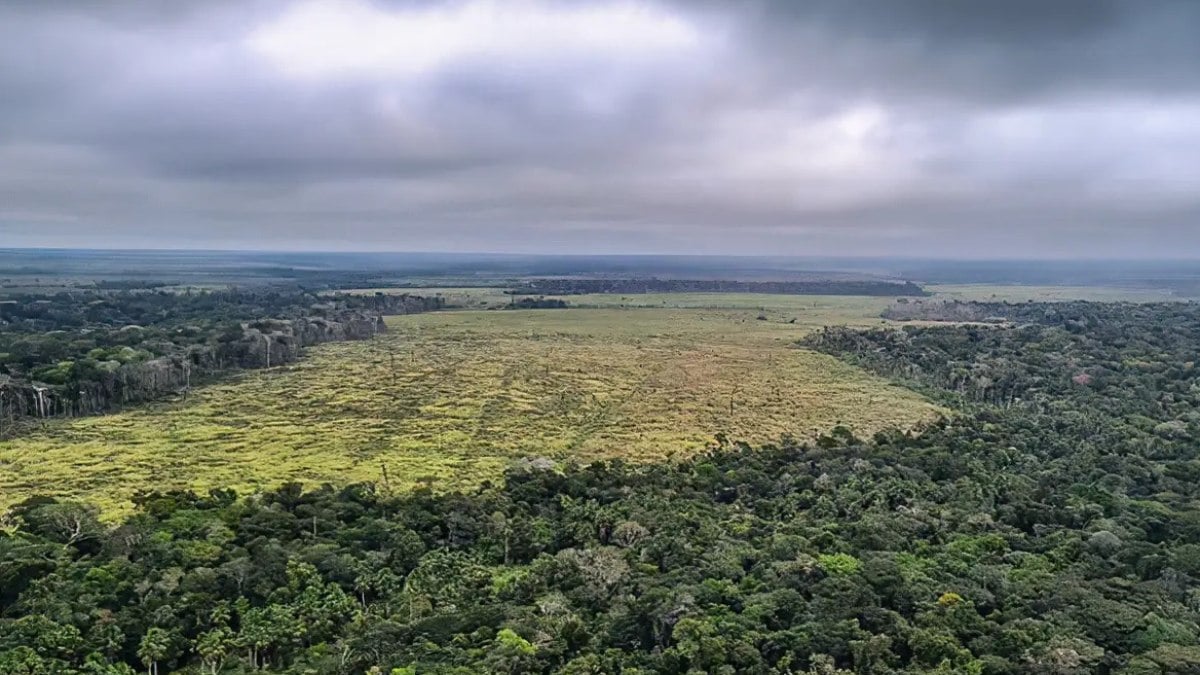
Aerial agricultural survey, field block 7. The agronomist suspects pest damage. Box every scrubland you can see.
[0,303,940,516]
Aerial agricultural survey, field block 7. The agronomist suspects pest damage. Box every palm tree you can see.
[138,628,171,675]
[195,627,233,675]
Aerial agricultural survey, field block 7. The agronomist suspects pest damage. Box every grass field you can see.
[355,286,907,315]
[0,303,940,517]
[347,284,1184,311]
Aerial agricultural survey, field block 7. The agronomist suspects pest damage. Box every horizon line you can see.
[4,246,1200,264]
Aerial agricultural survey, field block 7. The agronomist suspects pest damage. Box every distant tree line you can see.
[828,300,1200,408]
[0,289,442,432]
[504,297,569,310]
[3,300,1200,672]
[510,278,930,297]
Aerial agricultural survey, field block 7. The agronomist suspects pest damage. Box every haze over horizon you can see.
[3,1,1199,258]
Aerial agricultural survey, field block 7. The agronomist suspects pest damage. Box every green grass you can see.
[339,284,1184,309]
[1,304,941,518]
[348,287,905,316]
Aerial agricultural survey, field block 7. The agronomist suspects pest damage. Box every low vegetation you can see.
[0,306,938,517]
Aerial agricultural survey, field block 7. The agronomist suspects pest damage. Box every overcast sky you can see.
[2,0,1198,257]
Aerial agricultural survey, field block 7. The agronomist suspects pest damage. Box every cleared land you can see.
[349,284,1184,310]
[0,303,940,517]
[352,287,907,314]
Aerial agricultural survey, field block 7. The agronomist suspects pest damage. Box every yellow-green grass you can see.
[538,292,904,317]
[0,306,940,518]
[343,284,1184,308]
[346,286,1184,317]
[345,287,904,317]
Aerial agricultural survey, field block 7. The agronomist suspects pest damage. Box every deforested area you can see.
[0,303,939,516]
[4,0,1200,671]
[4,299,1200,673]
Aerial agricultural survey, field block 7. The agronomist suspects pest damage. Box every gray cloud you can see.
[1,0,1198,257]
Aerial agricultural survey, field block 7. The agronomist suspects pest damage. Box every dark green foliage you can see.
[0,289,441,429]
[3,300,1200,673]
[504,297,569,310]
[0,288,440,376]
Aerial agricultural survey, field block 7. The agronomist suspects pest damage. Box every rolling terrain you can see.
[0,302,939,516]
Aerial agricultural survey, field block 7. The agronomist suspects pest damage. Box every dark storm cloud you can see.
[751,0,1200,96]
[1,0,1198,256]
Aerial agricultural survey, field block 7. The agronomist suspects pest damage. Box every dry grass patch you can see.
[1,305,940,517]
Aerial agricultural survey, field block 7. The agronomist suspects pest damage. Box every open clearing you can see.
[356,287,909,315]
[1,303,940,516]
[351,284,1184,311]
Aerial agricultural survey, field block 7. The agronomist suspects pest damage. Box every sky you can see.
[2,0,1199,258]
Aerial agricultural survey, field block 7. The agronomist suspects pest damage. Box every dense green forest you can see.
[0,288,441,377]
[3,300,1200,673]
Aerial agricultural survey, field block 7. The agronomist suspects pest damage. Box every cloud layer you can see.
[2,0,1198,257]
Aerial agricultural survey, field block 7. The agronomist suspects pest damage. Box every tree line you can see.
[0,289,443,432]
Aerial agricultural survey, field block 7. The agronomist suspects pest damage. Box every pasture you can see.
[350,284,1184,312]
[0,303,941,517]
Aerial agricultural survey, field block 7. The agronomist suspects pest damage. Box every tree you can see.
[137,628,173,675]
[11,500,103,549]
[194,627,233,675]
[236,604,300,669]
[486,628,538,674]
[0,647,53,675]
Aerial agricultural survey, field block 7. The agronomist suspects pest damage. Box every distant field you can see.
[926,284,1181,302]
[346,284,1185,312]
[353,286,904,316]
[0,304,939,517]
[542,292,905,316]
